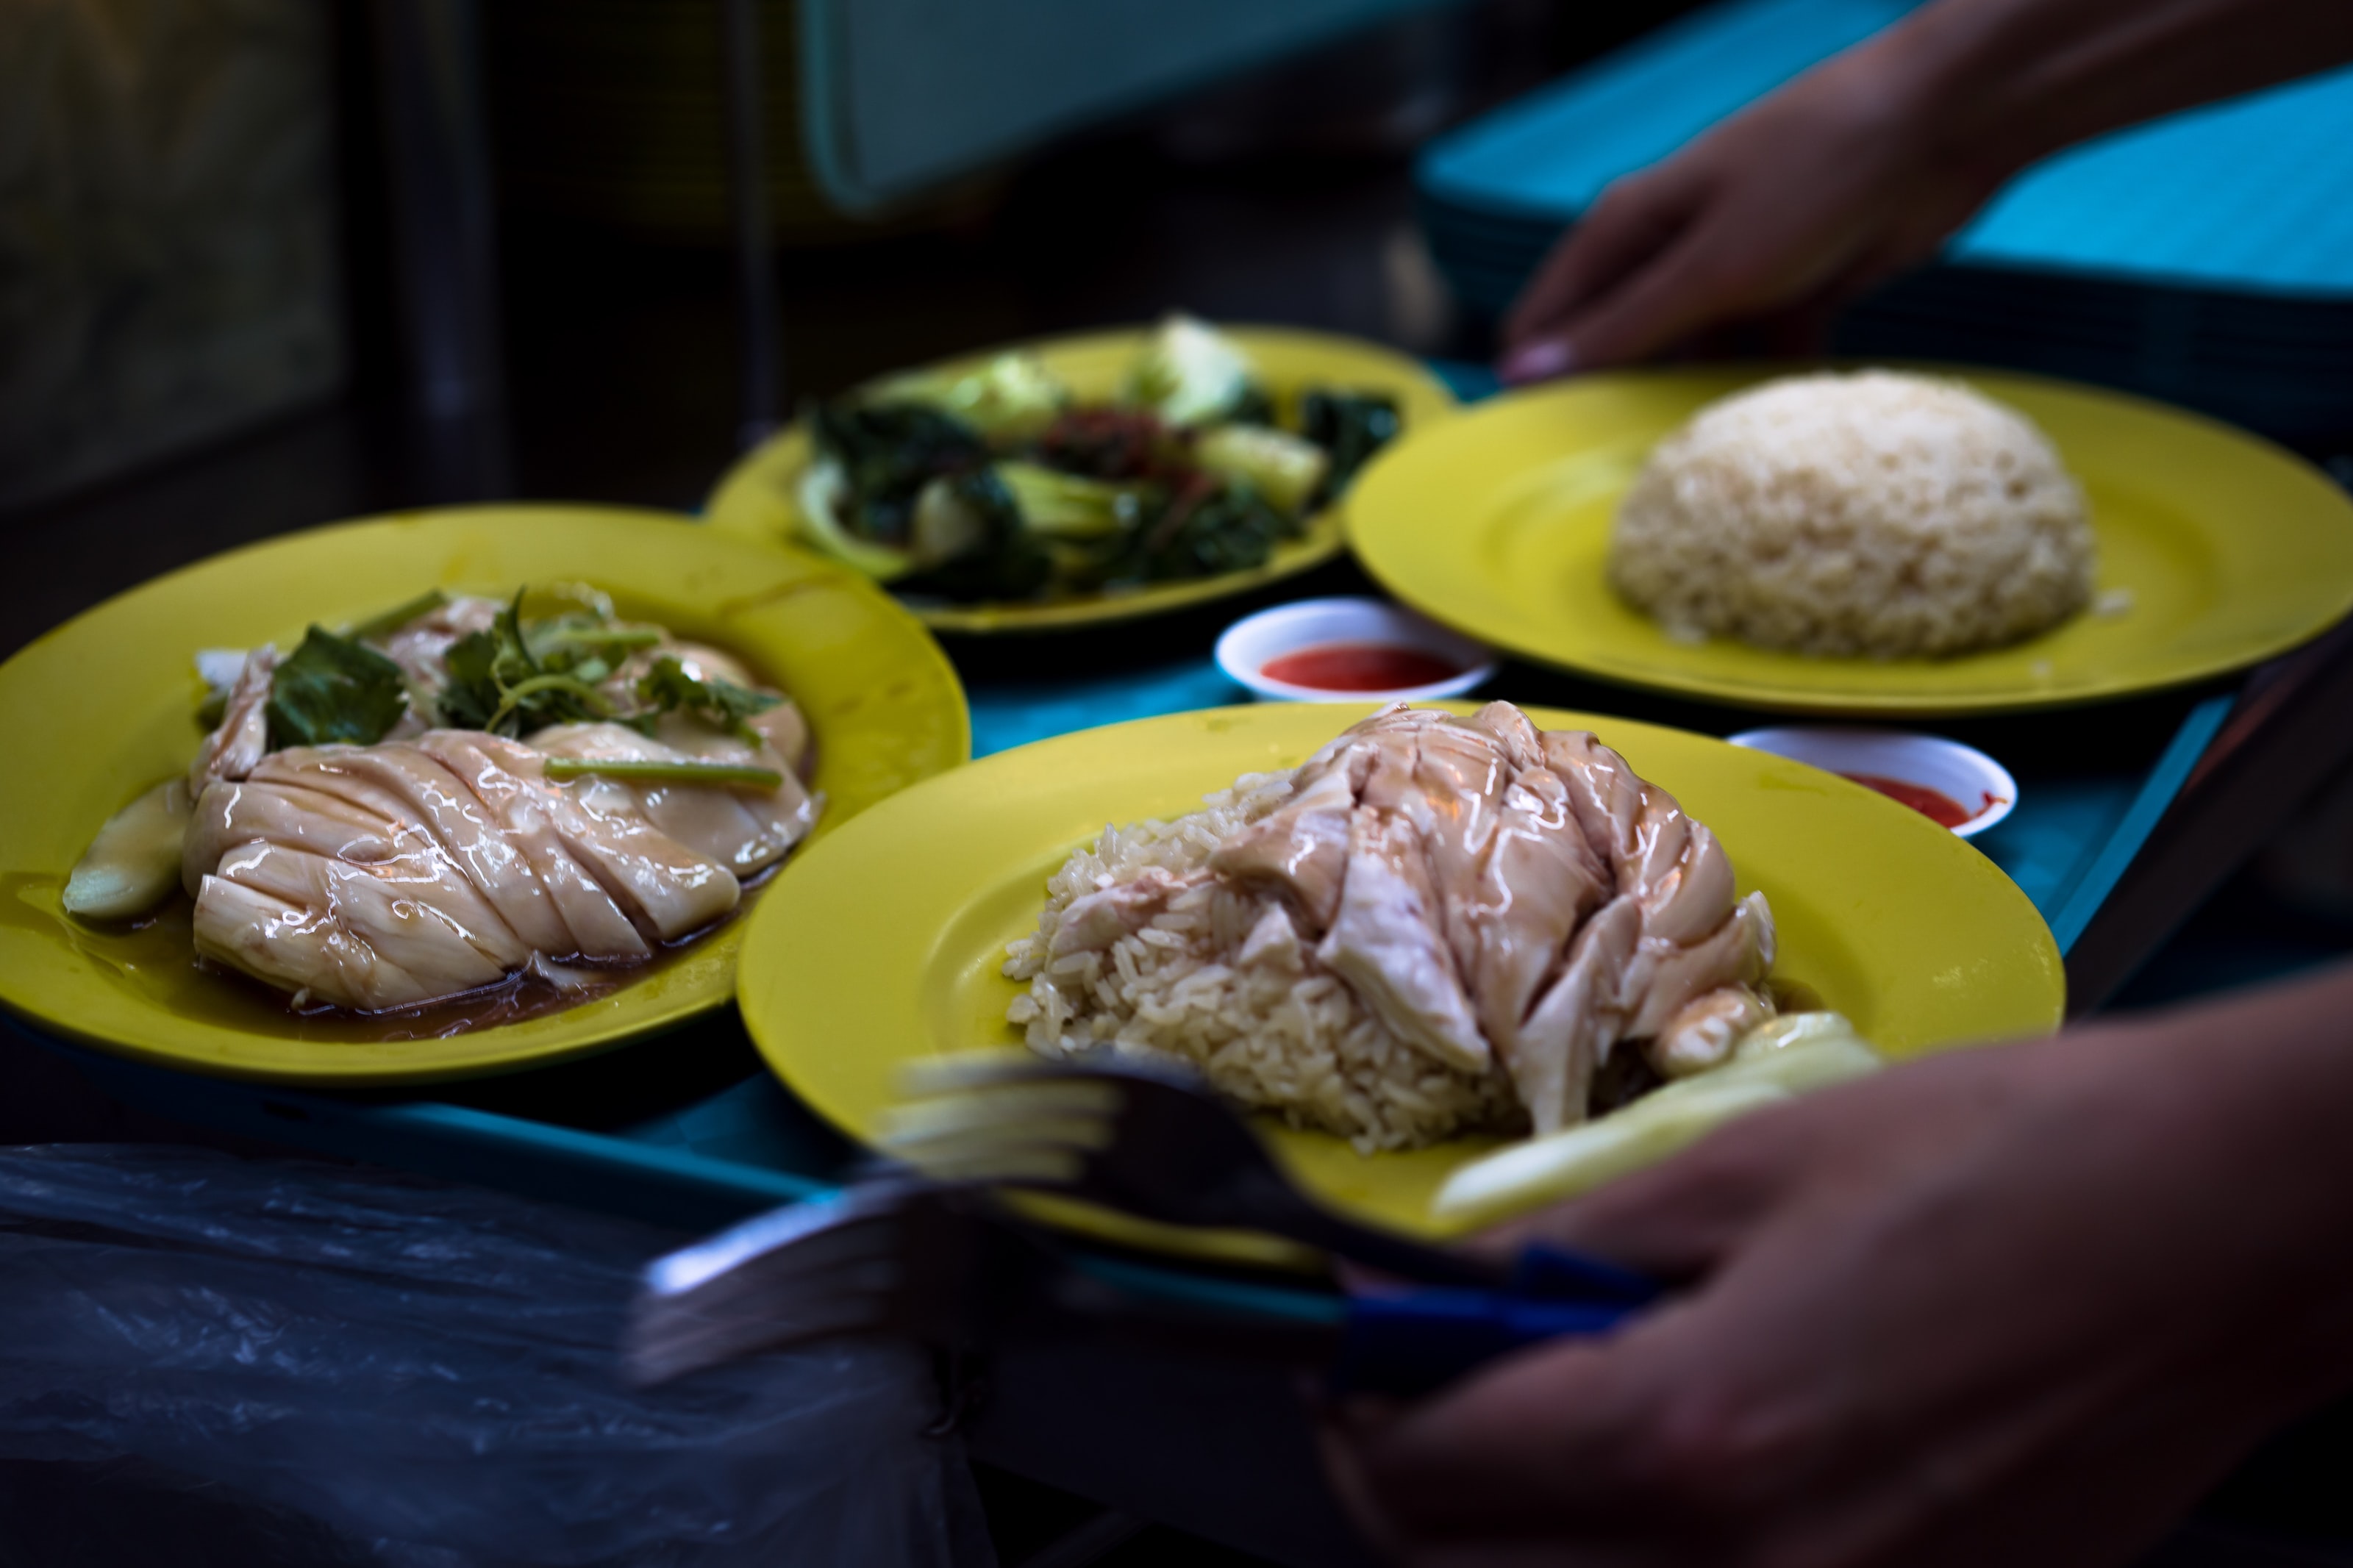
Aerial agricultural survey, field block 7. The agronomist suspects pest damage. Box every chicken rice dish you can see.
[63,587,819,1020]
[1006,702,1775,1150]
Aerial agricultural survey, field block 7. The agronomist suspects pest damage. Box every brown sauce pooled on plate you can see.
[6,870,771,1044]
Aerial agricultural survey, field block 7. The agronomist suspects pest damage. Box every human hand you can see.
[1324,976,2353,1565]
[1497,40,2005,381]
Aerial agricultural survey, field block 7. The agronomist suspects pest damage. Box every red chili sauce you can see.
[1840,772,1997,830]
[1260,642,1462,692]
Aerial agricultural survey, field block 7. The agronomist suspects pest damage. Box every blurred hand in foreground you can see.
[1499,0,2353,381]
[1498,49,1998,382]
[1325,964,2353,1565]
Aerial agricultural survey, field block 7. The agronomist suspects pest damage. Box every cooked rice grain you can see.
[1004,771,1522,1153]
[1608,371,2096,658]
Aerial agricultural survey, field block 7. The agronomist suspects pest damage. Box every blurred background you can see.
[0,0,1705,654]
[11,0,2349,662]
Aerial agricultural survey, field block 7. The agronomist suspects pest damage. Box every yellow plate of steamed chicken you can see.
[1346,365,2353,715]
[738,700,2063,1245]
[0,506,967,1084]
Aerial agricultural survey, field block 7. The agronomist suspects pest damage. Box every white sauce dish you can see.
[1216,597,1498,704]
[1728,726,2017,838]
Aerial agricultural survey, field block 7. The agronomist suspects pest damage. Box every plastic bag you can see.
[0,1145,993,1568]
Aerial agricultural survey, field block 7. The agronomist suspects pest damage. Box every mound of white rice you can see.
[1003,770,1522,1153]
[1607,370,2095,658]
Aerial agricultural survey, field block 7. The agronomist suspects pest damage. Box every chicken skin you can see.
[1207,702,1773,1133]
[183,723,812,1012]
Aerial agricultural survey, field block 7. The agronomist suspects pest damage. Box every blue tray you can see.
[1415,0,2353,445]
[1422,0,2353,297]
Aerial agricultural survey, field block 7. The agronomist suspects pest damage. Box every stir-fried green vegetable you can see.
[1132,483,1290,581]
[995,462,1144,540]
[896,471,1055,601]
[266,628,410,749]
[810,404,990,546]
[876,352,1070,440]
[1194,425,1329,516]
[1122,314,1263,427]
[796,315,1407,605]
[1301,390,1403,496]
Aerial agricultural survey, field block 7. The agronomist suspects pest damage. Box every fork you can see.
[882,1051,1660,1306]
[627,1176,1643,1399]
[626,1178,1044,1385]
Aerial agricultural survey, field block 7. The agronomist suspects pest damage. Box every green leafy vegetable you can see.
[542,757,784,791]
[485,674,611,735]
[632,656,781,742]
[797,460,917,581]
[996,462,1144,540]
[910,475,990,566]
[893,471,1055,601]
[876,352,1071,440]
[1121,315,1260,427]
[530,624,663,656]
[809,402,990,547]
[1131,482,1285,581]
[1227,385,1277,427]
[1193,424,1330,517]
[437,593,610,738]
[266,627,411,749]
[1299,389,1402,496]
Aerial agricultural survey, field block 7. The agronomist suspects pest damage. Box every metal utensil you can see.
[882,1052,1659,1306]
[626,1174,1643,1398]
[624,1177,1026,1385]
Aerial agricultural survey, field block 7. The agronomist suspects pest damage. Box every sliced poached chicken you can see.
[1204,702,1774,1134]
[182,720,813,1012]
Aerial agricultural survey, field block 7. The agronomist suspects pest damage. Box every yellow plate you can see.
[1347,366,2353,715]
[738,702,2063,1251]
[0,506,969,1086]
[704,324,1458,634]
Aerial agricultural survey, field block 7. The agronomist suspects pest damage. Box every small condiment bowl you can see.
[1728,726,2017,838]
[1217,597,1498,704]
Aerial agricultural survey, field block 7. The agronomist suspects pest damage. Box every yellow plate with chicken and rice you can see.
[1346,364,2353,715]
[0,506,967,1084]
[739,701,2063,1248]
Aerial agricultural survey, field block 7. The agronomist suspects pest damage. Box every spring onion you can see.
[542,757,783,791]
[531,626,663,654]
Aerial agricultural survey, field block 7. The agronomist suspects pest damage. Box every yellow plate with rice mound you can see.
[737,702,2063,1250]
[1611,371,2097,658]
[1348,365,2353,715]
